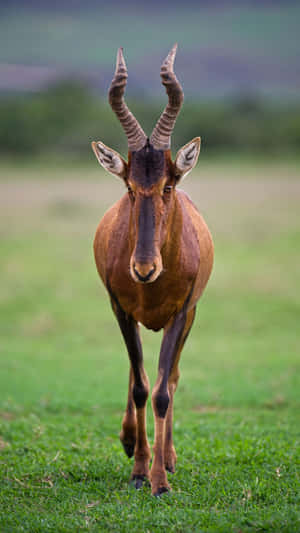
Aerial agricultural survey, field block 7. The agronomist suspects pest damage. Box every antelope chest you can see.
[108,260,196,331]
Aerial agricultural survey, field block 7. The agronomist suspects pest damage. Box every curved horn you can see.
[150,44,184,151]
[109,47,147,152]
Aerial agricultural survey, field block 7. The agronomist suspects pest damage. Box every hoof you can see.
[121,440,135,458]
[164,448,177,473]
[130,475,149,490]
[153,486,170,497]
[120,430,136,458]
[165,464,175,474]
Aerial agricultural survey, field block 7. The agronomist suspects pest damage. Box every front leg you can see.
[111,297,151,488]
[150,299,196,496]
[164,307,196,474]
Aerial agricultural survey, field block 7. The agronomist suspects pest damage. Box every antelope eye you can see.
[163,185,172,194]
[127,184,135,200]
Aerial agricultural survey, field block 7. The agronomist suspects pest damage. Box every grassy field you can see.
[0,159,300,532]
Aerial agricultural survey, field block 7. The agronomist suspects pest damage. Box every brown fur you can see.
[93,149,214,495]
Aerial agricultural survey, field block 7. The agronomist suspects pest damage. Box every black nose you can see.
[133,263,156,283]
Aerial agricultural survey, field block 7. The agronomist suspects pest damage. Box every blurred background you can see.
[0,0,299,414]
[1,4,300,528]
[0,0,300,159]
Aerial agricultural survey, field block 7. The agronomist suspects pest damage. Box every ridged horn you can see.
[150,44,184,151]
[108,47,147,152]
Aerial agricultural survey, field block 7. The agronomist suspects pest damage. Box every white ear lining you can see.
[97,143,124,174]
[175,137,201,179]
[91,141,127,178]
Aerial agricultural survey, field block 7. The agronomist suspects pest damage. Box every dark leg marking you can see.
[164,306,196,474]
[109,288,151,487]
[151,290,195,496]
[153,291,193,417]
[110,294,148,409]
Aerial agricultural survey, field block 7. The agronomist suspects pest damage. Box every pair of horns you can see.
[108,44,184,152]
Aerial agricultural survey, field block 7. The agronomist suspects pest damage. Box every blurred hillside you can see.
[1,84,299,159]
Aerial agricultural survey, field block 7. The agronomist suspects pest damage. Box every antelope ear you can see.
[91,141,127,178]
[174,137,201,181]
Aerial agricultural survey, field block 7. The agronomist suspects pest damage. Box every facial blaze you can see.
[128,143,172,284]
[130,191,164,284]
[135,196,155,264]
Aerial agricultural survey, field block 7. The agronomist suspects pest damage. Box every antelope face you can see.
[127,143,173,283]
[91,44,201,283]
[92,137,201,284]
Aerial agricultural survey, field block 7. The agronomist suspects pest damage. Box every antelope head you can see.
[92,45,201,284]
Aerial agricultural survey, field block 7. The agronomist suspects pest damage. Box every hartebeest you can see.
[92,45,214,496]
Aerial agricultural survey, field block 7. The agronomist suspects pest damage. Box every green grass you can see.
[0,161,300,531]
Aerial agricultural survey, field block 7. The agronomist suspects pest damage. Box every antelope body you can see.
[92,45,214,496]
